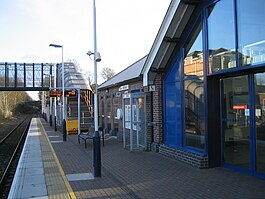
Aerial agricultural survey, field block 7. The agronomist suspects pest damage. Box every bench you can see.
[78,127,104,148]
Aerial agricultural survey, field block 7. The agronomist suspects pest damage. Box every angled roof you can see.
[58,62,91,90]
[142,0,200,86]
[99,55,147,89]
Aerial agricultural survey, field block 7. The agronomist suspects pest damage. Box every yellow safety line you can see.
[39,119,77,199]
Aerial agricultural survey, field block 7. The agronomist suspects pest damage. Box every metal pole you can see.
[92,0,101,177]
[49,75,52,126]
[78,89,81,135]
[62,46,66,141]
[54,64,57,131]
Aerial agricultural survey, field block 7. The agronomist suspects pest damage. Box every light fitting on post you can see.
[87,51,101,62]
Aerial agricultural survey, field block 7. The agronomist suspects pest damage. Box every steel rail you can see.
[0,117,31,190]
[0,117,29,144]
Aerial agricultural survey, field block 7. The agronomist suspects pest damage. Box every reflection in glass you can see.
[184,77,204,150]
[221,76,250,169]
[254,73,265,174]
[183,17,205,150]
[238,0,265,66]
[184,19,203,78]
[207,0,236,73]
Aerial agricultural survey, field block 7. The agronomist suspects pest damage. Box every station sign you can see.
[233,105,247,110]
[119,85,129,91]
[49,90,62,97]
[65,90,76,97]
[49,89,76,97]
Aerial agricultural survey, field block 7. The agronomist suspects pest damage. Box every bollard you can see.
[54,116,57,131]
[50,115,52,126]
[63,119,67,141]
[93,131,101,177]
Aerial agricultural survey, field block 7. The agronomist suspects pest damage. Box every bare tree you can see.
[100,67,116,81]
[85,70,94,85]
[0,91,31,117]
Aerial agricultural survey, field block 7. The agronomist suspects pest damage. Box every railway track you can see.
[0,116,32,199]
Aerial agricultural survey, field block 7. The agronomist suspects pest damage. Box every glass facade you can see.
[237,0,265,67]
[184,77,204,149]
[184,18,205,150]
[254,73,265,174]
[221,76,250,169]
[207,0,236,72]
[164,59,181,147]
[163,0,265,176]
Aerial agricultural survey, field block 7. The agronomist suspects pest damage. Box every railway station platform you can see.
[8,118,265,199]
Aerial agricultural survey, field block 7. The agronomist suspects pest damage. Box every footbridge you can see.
[0,62,54,91]
[0,61,93,134]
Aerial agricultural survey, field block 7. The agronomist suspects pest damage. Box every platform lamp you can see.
[49,44,66,141]
[86,0,102,178]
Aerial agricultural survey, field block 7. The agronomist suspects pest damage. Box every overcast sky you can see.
[0,0,171,99]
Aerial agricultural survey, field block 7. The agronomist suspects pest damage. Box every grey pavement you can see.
[41,119,265,199]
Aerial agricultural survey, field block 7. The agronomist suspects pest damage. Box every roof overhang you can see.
[142,0,198,86]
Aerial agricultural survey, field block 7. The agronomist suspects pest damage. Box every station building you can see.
[99,0,265,179]
[98,56,152,151]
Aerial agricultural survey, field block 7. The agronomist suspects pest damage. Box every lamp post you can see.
[54,63,57,131]
[86,0,101,177]
[49,44,66,141]
[49,74,52,127]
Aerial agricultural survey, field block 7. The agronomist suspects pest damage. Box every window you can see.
[184,23,203,78]
[184,17,205,150]
[184,78,204,149]
[207,0,236,73]
[237,0,265,67]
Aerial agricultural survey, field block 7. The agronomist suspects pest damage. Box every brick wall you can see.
[159,144,209,168]
[151,74,163,151]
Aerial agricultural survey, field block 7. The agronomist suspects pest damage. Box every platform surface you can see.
[9,118,265,199]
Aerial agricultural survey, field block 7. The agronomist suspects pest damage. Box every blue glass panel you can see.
[164,59,181,147]
[207,0,236,73]
[237,0,265,67]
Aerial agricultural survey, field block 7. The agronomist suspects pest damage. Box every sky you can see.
[0,0,171,100]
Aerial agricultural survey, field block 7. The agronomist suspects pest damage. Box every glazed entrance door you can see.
[254,73,265,175]
[221,74,265,176]
[123,93,146,151]
[131,96,146,150]
[221,76,251,170]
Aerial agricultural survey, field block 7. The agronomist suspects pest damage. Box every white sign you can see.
[245,109,250,116]
[119,85,129,91]
[256,109,261,117]
[149,85,156,92]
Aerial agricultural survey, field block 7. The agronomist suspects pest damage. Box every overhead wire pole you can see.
[92,0,101,177]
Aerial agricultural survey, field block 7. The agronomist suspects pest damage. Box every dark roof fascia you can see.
[98,75,142,91]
